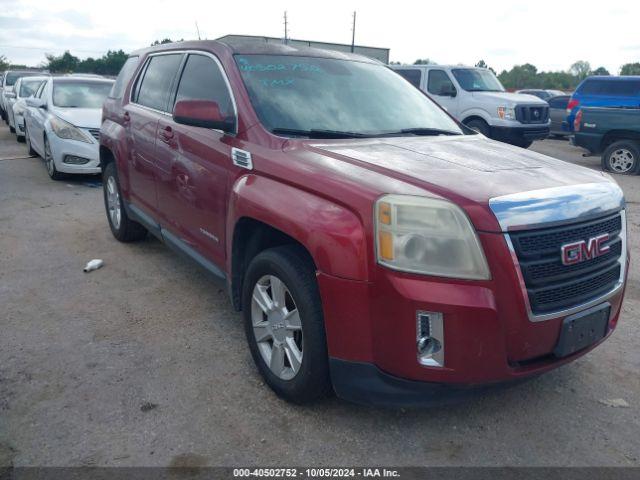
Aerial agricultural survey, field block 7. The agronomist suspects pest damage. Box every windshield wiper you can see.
[271,128,369,139]
[398,128,461,136]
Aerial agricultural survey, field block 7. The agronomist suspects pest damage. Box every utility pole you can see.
[283,11,289,44]
[195,21,201,40]
[351,11,356,52]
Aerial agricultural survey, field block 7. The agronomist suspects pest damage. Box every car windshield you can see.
[234,54,463,137]
[451,69,505,92]
[19,79,44,98]
[52,81,113,108]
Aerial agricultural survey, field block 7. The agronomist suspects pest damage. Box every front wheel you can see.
[44,136,63,180]
[25,125,36,155]
[464,118,490,137]
[242,246,331,404]
[602,140,639,175]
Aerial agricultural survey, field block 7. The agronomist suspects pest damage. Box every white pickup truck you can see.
[392,65,550,148]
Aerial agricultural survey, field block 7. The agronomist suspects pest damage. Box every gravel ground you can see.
[0,127,638,468]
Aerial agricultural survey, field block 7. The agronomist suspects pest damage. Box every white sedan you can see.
[24,76,114,180]
[9,75,49,141]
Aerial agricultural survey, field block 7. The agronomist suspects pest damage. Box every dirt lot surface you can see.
[1,126,639,467]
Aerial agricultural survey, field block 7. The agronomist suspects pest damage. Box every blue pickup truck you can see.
[565,76,640,133]
[573,106,640,174]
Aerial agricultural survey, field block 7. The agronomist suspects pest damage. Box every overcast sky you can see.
[1,0,638,73]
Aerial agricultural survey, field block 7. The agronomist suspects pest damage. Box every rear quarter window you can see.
[579,79,640,96]
[109,56,139,99]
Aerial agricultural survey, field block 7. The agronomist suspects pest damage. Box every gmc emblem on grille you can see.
[561,234,610,266]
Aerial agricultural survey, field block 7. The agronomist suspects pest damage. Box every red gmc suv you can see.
[100,40,629,406]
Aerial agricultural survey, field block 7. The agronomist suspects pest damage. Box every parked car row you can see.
[1,70,114,179]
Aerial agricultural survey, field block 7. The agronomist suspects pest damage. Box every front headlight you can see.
[375,195,490,280]
[49,116,91,143]
[497,106,516,120]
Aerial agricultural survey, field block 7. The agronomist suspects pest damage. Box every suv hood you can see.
[51,107,101,129]
[472,91,547,105]
[307,135,612,229]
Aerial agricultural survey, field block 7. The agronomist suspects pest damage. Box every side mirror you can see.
[26,97,46,109]
[173,100,235,133]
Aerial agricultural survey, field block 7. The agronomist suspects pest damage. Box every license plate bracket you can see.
[553,303,610,358]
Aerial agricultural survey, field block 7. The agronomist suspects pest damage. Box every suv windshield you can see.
[451,69,504,92]
[19,79,44,98]
[52,81,114,108]
[235,55,462,137]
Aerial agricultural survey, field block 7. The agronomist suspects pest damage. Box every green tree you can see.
[151,38,183,46]
[413,58,436,65]
[498,63,539,89]
[592,66,610,76]
[570,60,591,80]
[45,51,80,73]
[0,55,9,71]
[620,62,640,75]
[475,59,496,75]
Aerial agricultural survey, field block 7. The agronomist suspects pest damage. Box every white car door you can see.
[424,69,460,118]
[26,80,49,155]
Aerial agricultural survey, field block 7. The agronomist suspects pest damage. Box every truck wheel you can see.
[102,162,148,242]
[512,139,533,149]
[464,118,490,137]
[602,140,639,175]
[242,246,331,404]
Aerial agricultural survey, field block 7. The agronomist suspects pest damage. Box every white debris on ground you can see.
[83,259,104,273]
[598,398,630,408]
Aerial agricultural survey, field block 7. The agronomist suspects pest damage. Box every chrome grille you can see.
[509,213,623,314]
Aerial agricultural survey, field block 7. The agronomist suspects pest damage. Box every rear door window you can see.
[173,54,234,118]
[395,69,422,88]
[135,54,183,112]
[428,70,456,96]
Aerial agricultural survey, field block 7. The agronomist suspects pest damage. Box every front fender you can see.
[227,174,369,281]
[460,108,494,125]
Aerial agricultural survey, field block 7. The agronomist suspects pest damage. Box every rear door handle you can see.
[159,126,174,142]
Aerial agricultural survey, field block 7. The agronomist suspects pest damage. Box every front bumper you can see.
[317,231,627,406]
[48,129,101,174]
[491,124,550,143]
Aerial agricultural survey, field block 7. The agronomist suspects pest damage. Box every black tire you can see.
[9,125,15,134]
[16,135,25,143]
[464,118,490,137]
[44,136,64,180]
[511,139,534,149]
[102,162,148,242]
[242,246,331,404]
[25,125,36,156]
[602,140,640,175]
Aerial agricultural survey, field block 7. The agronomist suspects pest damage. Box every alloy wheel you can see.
[609,148,635,173]
[106,176,121,230]
[44,139,55,176]
[251,274,303,381]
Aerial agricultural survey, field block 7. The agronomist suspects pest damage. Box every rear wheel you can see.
[25,125,36,155]
[242,246,331,404]
[511,138,533,149]
[464,118,490,137]
[602,140,639,175]
[102,162,148,242]
[9,125,15,134]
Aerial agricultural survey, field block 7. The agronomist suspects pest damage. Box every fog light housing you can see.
[417,311,444,367]
[63,155,90,165]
